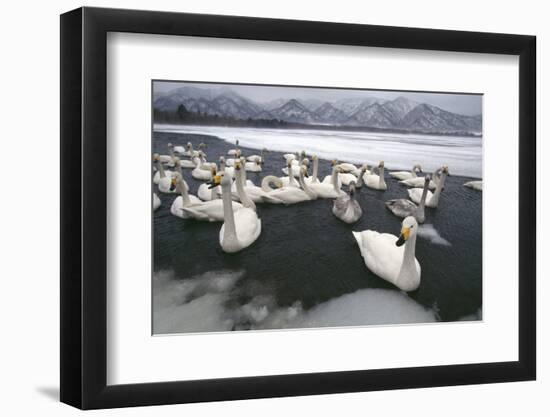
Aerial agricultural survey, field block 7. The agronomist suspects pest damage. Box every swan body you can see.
[197,182,221,201]
[191,155,215,181]
[267,166,316,205]
[245,160,262,172]
[153,193,161,211]
[400,177,436,190]
[464,180,482,191]
[389,164,422,181]
[180,198,242,222]
[227,139,240,156]
[386,175,431,223]
[211,170,261,253]
[170,174,202,218]
[339,173,359,187]
[364,161,387,191]
[332,182,362,223]
[152,154,175,185]
[231,162,279,204]
[352,216,421,292]
[408,167,448,208]
[247,148,267,163]
[310,164,345,198]
[339,163,358,173]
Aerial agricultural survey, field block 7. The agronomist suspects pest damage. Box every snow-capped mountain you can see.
[154,86,481,134]
[313,102,349,123]
[268,99,319,124]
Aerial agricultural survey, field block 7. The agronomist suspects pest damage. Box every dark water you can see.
[153,131,482,325]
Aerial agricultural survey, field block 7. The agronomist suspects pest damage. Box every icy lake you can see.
[154,124,482,179]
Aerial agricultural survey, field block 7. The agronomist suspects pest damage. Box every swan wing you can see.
[385,198,416,218]
[389,171,413,180]
[353,230,403,285]
[234,208,262,248]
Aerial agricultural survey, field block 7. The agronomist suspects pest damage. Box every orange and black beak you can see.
[396,227,410,247]
[169,177,177,191]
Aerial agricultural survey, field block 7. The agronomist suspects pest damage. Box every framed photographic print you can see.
[60,6,536,409]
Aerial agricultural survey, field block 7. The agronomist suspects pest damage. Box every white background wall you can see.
[0,0,546,415]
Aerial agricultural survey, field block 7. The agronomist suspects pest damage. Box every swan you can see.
[152,153,175,185]
[230,162,280,204]
[332,182,362,223]
[408,166,448,208]
[225,149,242,167]
[247,148,267,163]
[399,167,438,189]
[364,161,387,191]
[157,143,175,166]
[173,144,187,155]
[304,154,320,184]
[170,173,202,218]
[464,180,482,191]
[354,165,369,188]
[192,154,215,181]
[280,161,302,188]
[339,162,358,173]
[227,139,240,156]
[153,154,178,193]
[386,175,431,223]
[218,156,235,179]
[196,151,216,171]
[282,158,309,177]
[181,142,205,157]
[153,193,161,211]
[245,158,262,172]
[266,166,316,205]
[390,164,423,181]
[352,216,421,292]
[197,167,221,200]
[211,172,261,253]
[310,163,345,198]
[177,153,198,169]
[283,152,297,162]
[180,174,243,222]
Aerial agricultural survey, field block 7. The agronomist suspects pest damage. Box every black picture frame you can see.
[60,6,536,410]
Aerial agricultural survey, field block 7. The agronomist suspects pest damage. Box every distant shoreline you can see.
[153,121,482,138]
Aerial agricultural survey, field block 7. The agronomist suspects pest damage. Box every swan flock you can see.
[153,139,480,293]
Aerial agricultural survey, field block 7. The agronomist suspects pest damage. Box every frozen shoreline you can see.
[154,124,482,178]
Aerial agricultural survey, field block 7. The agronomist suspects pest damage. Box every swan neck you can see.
[289,170,298,187]
[261,176,278,192]
[431,172,447,207]
[331,166,339,192]
[178,181,191,206]
[221,181,238,243]
[312,158,319,182]
[411,167,417,177]
[378,166,386,188]
[398,232,417,285]
[236,170,255,210]
[299,172,315,198]
[157,160,166,178]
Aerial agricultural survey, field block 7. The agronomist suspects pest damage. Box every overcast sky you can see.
[154,80,482,116]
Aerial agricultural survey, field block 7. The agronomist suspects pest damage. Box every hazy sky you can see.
[154,80,482,116]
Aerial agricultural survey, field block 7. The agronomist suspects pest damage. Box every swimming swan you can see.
[364,161,387,191]
[332,182,362,223]
[390,164,423,180]
[152,153,175,186]
[247,148,267,163]
[267,166,316,205]
[386,175,431,223]
[227,139,241,156]
[408,166,448,208]
[192,153,215,181]
[197,167,221,201]
[170,173,202,218]
[464,180,482,191]
[311,162,345,198]
[212,172,261,253]
[231,162,281,204]
[352,216,421,292]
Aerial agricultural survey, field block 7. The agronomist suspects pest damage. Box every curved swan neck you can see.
[261,175,279,192]
[411,166,417,178]
[236,169,256,210]
[221,180,238,243]
[356,167,367,187]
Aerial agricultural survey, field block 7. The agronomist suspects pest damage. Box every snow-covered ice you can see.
[154,124,482,178]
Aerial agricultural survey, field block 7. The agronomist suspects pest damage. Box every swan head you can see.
[300,165,309,178]
[442,165,450,175]
[302,158,310,167]
[312,154,318,161]
[234,160,242,171]
[198,142,206,149]
[169,172,181,191]
[186,142,192,149]
[424,175,431,185]
[207,174,223,189]
[167,142,173,148]
[349,181,357,195]
[152,153,160,162]
[210,165,217,175]
[219,156,225,162]
[396,216,418,247]
[414,164,423,173]
[300,150,306,158]
[331,159,338,166]
[379,161,385,168]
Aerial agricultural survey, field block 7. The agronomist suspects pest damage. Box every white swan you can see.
[196,151,216,171]
[354,165,369,188]
[229,162,280,204]
[191,154,215,181]
[304,155,320,184]
[170,173,202,218]
[197,167,221,201]
[282,158,309,177]
[339,162,358,173]
[390,164,423,180]
[464,180,482,191]
[408,166,448,208]
[332,182,362,223]
[386,175,431,223]
[177,153,198,169]
[280,161,302,188]
[225,149,242,167]
[227,139,240,156]
[364,161,387,191]
[152,153,175,185]
[267,166,316,205]
[245,158,262,172]
[247,148,267,163]
[352,216,421,292]
[153,193,161,211]
[311,163,345,198]
[212,172,261,253]
[399,172,437,189]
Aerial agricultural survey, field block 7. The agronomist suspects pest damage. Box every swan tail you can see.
[352,231,363,249]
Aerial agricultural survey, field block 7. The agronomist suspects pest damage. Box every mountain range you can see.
[154,86,482,134]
